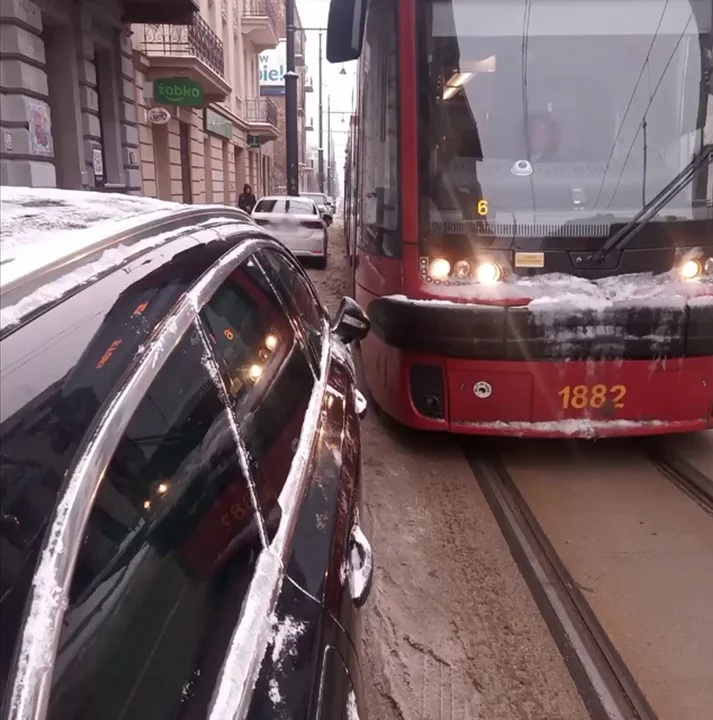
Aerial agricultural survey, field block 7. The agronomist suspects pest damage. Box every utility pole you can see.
[317,31,324,193]
[326,95,331,197]
[285,0,299,195]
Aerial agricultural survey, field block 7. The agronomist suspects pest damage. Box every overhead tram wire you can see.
[604,11,696,210]
[590,0,671,209]
[521,0,536,214]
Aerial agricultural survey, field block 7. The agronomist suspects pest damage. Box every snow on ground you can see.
[0,186,180,261]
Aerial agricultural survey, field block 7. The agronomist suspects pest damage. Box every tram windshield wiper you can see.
[591,144,712,263]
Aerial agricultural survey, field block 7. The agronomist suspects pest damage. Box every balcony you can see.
[136,16,230,104]
[123,0,198,25]
[245,97,280,140]
[242,0,279,53]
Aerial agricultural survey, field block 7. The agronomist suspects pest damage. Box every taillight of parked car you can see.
[302,220,324,230]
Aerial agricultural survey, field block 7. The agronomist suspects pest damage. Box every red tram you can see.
[331,0,713,438]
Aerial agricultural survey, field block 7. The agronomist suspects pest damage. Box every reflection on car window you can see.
[49,323,266,719]
[255,198,317,215]
[199,256,316,512]
[258,248,325,365]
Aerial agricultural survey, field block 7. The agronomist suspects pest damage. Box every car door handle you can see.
[348,515,373,608]
[354,389,367,420]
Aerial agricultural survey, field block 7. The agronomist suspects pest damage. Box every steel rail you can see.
[464,449,657,720]
[649,451,713,518]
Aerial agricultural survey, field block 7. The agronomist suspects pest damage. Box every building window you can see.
[94,44,124,187]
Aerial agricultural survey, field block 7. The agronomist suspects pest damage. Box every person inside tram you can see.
[238,184,256,214]
[527,113,559,162]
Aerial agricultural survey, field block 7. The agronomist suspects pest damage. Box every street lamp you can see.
[299,29,352,192]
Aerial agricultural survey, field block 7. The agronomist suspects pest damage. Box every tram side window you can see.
[359,0,400,257]
[49,324,261,720]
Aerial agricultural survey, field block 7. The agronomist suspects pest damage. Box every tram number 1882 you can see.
[558,384,627,410]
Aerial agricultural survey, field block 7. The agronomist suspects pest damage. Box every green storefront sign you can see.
[204,108,232,139]
[247,134,261,148]
[154,77,204,107]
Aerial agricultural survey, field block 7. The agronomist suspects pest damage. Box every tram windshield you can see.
[416,0,712,241]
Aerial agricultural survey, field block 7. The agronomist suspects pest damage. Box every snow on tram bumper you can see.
[367,272,713,438]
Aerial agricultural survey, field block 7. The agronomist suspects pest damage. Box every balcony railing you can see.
[243,0,277,30]
[245,97,278,128]
[142,15,224,76]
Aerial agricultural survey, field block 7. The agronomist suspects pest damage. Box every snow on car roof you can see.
[0,186,181,265]
[0,187,249,332]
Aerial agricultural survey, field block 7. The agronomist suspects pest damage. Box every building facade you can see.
[259,1,309,195]
[0,0,194,191]
[132,0,280,205]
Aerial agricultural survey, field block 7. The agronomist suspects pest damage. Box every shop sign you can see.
[25,98,53,156]
[147,106,171,125]
[259,40,286,96]
[154,77,204,107]
[247,134,261,148]
[204,108,232,139]
[92,147,104,179]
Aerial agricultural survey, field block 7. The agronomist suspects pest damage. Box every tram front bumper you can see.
[365,295,713,437]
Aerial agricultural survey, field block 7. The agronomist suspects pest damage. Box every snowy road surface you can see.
[306,220,713,720]
[306,222,588,720]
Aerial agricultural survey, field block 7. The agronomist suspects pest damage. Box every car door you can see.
[252,247,371,716]
[21,320,267,720]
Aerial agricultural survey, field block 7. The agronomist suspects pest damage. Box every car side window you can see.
[48,324,266,720]
[198,255,316,514]
[257,247,326,365]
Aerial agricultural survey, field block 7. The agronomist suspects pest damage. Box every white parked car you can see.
[252,195,329,269]
[299,192,334,224]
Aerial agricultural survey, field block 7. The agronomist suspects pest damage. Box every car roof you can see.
[0,187,253,335]
[256,195,316,203]
[254,196,319,212]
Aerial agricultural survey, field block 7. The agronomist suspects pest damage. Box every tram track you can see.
[464,449,657,720]
[647,449,713,518]
[465,440,713,720]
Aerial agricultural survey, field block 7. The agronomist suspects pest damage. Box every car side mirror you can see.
[323,214,333,227]
[332,296,370,343]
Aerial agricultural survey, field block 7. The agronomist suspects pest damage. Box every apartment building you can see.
[132,0,281,204]
[259,0,309,194]
[0,0,193,190]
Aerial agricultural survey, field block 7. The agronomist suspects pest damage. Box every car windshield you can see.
[254,198,317,215]
[417,0,712,242]
[300,193,328,205]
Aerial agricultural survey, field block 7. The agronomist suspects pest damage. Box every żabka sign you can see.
[153,77,204,107]
[259,40,286,96]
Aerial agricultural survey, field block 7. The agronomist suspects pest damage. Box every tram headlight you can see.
[247,364,263,382]
[265,333,278,350]
[475,261,503,284]
[453,260,472,279]
[680,258,703,280]
[430,258,451,279]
